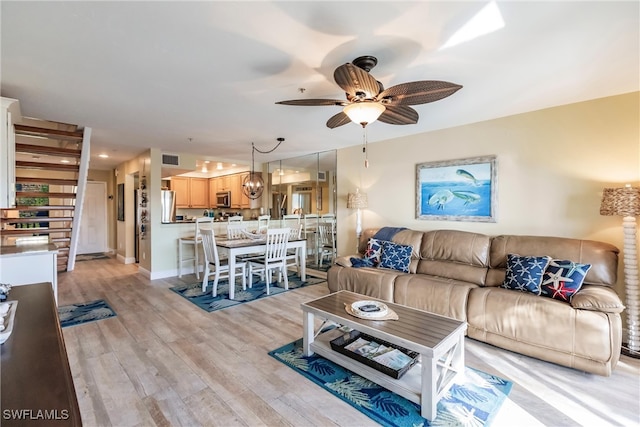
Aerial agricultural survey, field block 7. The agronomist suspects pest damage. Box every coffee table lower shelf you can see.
[310,328,426,406]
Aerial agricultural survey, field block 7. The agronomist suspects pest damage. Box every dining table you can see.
[215,236,307,300]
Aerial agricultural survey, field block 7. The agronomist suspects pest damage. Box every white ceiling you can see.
[2,1,638,171]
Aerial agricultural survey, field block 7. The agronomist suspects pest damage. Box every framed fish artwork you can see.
[416,155,497,222]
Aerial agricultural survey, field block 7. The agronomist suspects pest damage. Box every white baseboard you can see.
[116,254,136,264]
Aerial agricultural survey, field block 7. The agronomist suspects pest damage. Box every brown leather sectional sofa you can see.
[327,228,625,376]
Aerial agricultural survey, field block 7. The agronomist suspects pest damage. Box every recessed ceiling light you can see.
[204,160,210,164]
[216,162,223,170]
[98,154,109,158]
[231,163,236,167]
[60,159,70,163]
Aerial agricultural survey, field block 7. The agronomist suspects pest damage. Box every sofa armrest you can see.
[571,285,625,314]
[335,255,357,268]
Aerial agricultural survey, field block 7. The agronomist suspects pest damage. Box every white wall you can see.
[336,92,640,300]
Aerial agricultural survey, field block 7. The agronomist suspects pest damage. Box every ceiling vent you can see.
[317,171,327,182]
[162,154,180,166]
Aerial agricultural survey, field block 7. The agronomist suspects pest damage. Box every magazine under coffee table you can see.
[301,290,467,421]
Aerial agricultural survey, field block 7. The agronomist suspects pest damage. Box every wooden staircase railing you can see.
[0,122,90,272]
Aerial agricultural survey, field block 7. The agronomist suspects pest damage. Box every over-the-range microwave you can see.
[216,191,231,208]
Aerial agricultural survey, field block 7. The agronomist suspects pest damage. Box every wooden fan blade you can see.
[326,112,352,129]
[333,63,381,99]
[377,81,462,106]
[276,99,347,106]
[377,105,419,125]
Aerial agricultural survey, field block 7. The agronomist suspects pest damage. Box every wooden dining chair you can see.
[318,220,336,266]
[247,227,290,295]
[284,223,303,276]
[200,228,247,296]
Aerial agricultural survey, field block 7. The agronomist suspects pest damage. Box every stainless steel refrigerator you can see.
[161,190,176,223]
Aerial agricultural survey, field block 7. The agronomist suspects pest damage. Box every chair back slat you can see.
[265,228,290,262]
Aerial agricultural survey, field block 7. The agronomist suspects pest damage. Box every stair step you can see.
[15,124,84,141]
[15,177,79,186]
[13,205,76,211]
[15,143,81,158]
[1,217,74,223]
[1,228,72,236]
[16,192,77,199]
[50,237,71,243]
[16,161,79,172]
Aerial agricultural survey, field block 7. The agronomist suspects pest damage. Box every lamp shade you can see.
[600,186,640,216]
[343,102,385,126]
[347,191,368,209]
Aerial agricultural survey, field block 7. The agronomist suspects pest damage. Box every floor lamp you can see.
[600,184,640,358]
[347,189,368,251]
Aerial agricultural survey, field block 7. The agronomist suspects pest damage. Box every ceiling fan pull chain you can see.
[362,127,369,168]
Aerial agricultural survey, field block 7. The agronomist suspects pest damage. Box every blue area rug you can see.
[75,252,110,262]
[58,299,117,328]
[269,338,513,427]
[170,274,326,312]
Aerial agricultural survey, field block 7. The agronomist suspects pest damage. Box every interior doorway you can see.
[77,181,108,254]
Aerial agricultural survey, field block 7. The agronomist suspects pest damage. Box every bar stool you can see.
[257,214,270,232]
[178,217,213,279]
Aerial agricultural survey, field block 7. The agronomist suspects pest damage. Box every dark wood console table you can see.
[1,283,81,426]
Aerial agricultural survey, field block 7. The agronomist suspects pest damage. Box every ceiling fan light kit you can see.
[276,55,462,167]
[343,102,386,127]
[276,55,463,129]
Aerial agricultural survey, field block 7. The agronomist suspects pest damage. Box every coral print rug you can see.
[269,338,513,427]
[58,299,117,328]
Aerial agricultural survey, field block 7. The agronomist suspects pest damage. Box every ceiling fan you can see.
[276,55,463,129]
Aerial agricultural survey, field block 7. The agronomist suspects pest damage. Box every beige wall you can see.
[336,92,640,301]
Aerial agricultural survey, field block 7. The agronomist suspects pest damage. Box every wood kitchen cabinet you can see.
[230,173,242,208]
[208,178,218,208]
[171,177,209,208]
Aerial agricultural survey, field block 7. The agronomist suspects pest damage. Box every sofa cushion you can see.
[417,229,491,286]
[540,259,591,302]
[501,254,551,294]
[467,286,622,376]
[488,235,619,287]
[394,274,477,321]
[363,238,383,266]
[380,241,412,273]
[327,265,400,302]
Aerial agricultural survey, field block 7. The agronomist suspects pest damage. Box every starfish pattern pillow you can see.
[540,259,592,302]
[379,241,412,273]
[363,238,383,266]
[502,254,551,295]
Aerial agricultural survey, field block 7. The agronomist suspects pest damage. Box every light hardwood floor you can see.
[58,257,640,427]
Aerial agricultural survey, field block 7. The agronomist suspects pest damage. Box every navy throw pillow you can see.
[502,254,551,295]
[379,241,412,273]
[540,259,591,302]
[350,257,374,268]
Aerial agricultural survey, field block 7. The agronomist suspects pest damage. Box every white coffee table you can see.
[301,290,467,421]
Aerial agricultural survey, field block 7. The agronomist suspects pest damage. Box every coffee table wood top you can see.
[302,290,466,357]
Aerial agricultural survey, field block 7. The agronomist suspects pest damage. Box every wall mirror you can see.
[267,150,337,269]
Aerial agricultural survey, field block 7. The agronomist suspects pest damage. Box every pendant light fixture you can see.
[242,138,285,200]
